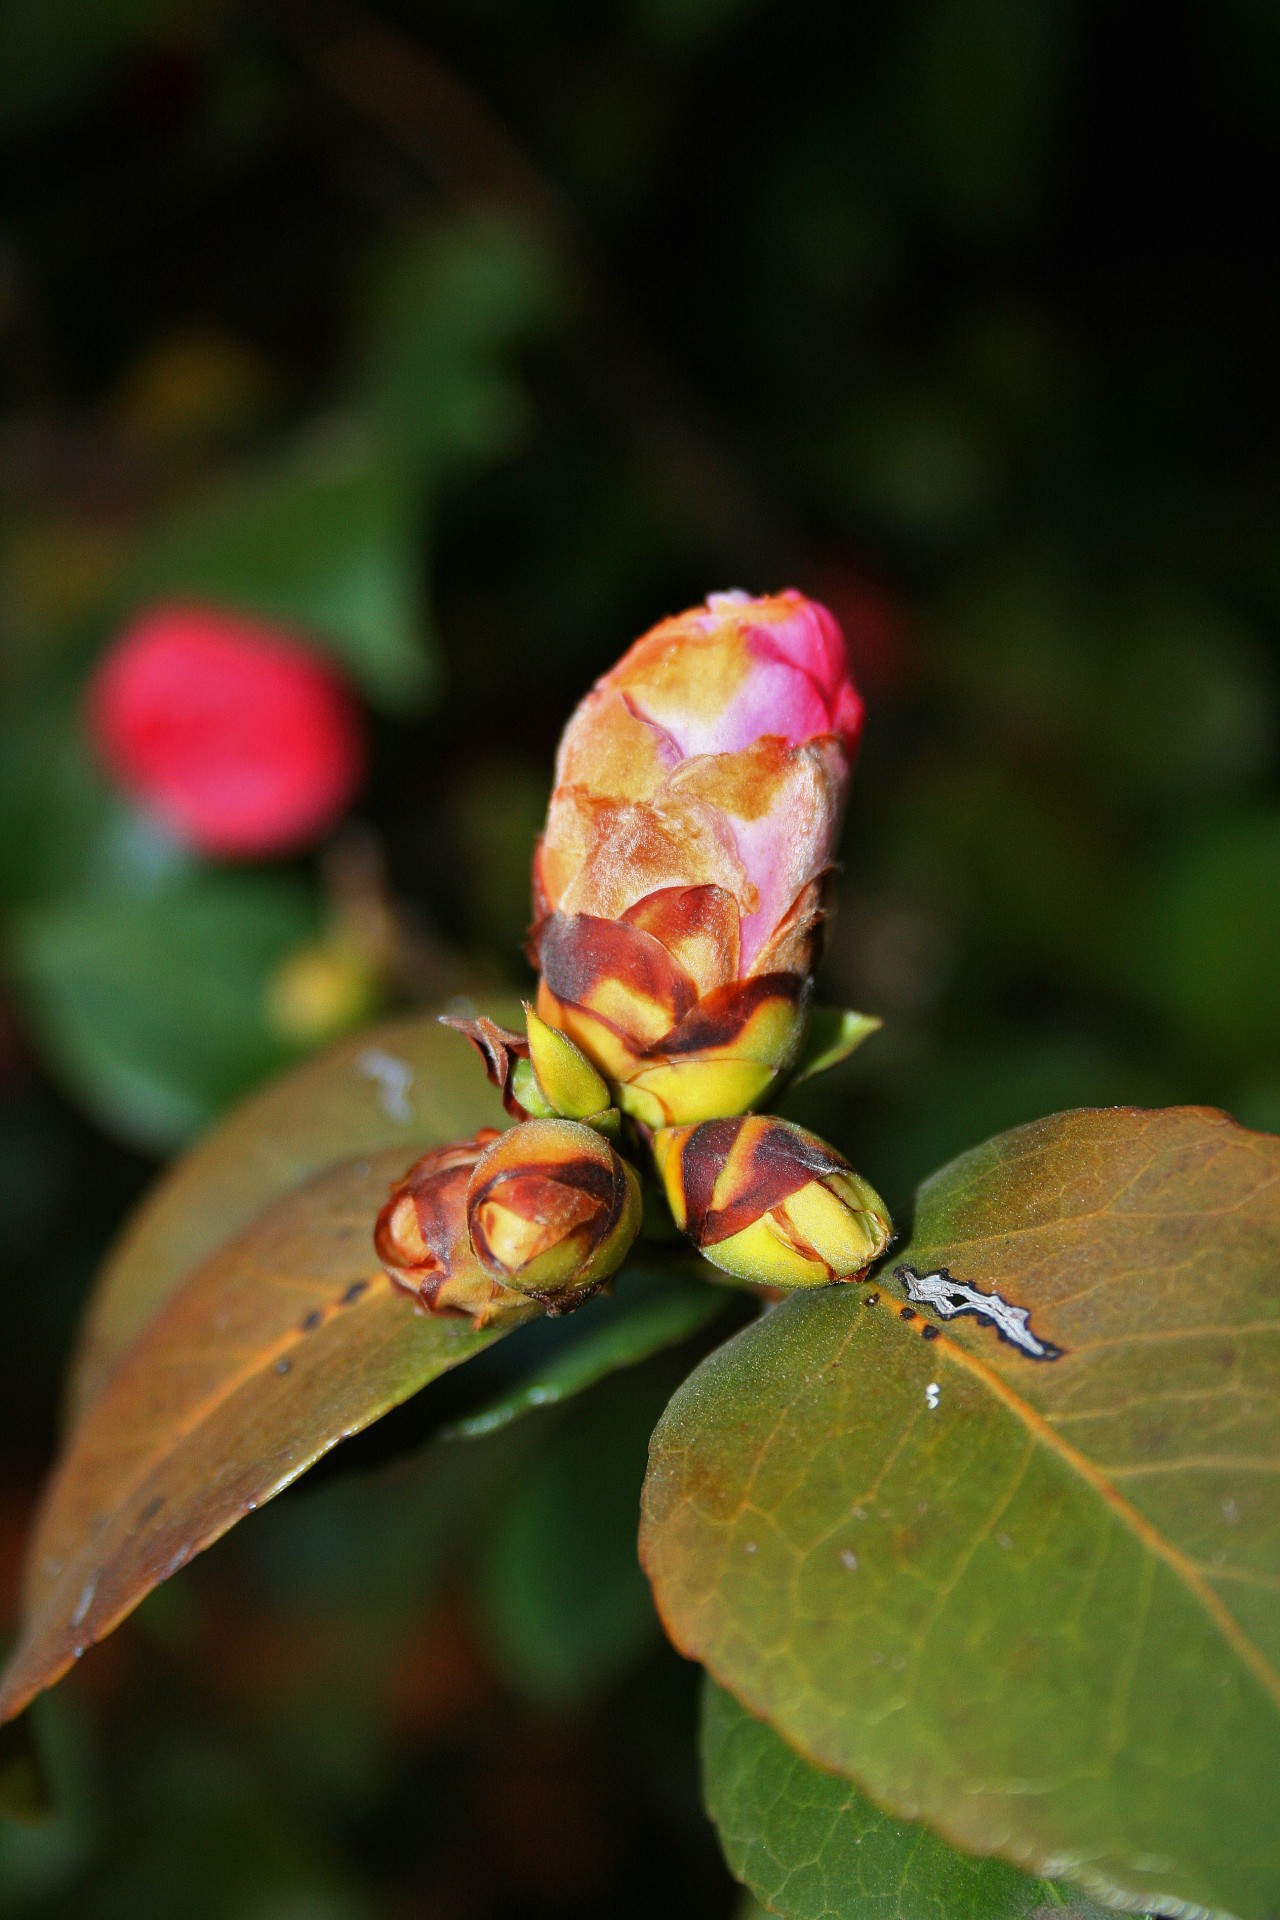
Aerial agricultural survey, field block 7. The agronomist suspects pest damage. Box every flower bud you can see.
[652,1115,891,1289]
[530,591,863,1127]
[375,1131,529,1325]
[465,1118,641,1309]
[88,603,365,858]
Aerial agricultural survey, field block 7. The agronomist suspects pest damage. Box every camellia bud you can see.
[87,603,365,858]
[466,1118,641,1309]
[652,1115,891,1289]
[530,590,863,1127]
[375,1131,529,1325]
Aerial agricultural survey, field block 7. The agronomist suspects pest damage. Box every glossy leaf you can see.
[125,424,433,709]
[442,1259,728,1439]
[703,1681,1117,1920]
[1139,809,1280,1067]
[68,1003,519,1424]
[0,1149,528,1731]
[642,1107,1280,1920]
[0,1716,51,1824]
[0,693,181,913]
[358,214,560,480]
[11,873,315,1154]
[475,1371,666,1703]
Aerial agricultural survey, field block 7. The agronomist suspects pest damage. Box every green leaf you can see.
[0,1699,95,1902]
[898,0,1083,245]
[0,1150,531,1733]
[0,1715,52,1825]
[358,215,561,482]
[9,873,317,1153]
[703,1681,1117,1920]
[0,689,200,917]
[788,1009,882,1089]
[0,0,167,131]
[67,1001,521,1424]
[476,1371,664,1703]
[125,422,432,709]
[1139,810,1280,1067]
[641,1107,1280,1920]
[442,1259,729,1438]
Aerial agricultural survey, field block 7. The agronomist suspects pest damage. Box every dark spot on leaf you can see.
[276,1357,291,1375]
[900,1307,915,1321]
[864,1292,879,1306]
[340,1280,369,1306]
[921,1324,939,1341]
[137,1496,165,1524]
[299,1310,323,1333]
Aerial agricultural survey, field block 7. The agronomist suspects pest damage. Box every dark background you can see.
[2,2,1279,1913]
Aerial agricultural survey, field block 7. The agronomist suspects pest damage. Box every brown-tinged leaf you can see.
[68,1005,518,1424]
[702,1680,1117,1920]
[0,1149,527,1729]
[642,1107,1280,1920]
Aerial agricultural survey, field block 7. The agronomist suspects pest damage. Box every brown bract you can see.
[438,1014,535,1119]
[375,1131,528,1324]
[653,1115,893,1289]
[672,1116,853,1247]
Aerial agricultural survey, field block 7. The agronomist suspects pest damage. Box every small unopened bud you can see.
[375,1132,530,1325]
[466,1118,641,1309]
[652,1115,891,1289]
[523,1003,611,1120]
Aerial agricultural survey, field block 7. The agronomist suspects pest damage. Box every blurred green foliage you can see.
[1,0,1277,1912]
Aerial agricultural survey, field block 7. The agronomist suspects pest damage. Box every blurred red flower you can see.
[88,604,366,857]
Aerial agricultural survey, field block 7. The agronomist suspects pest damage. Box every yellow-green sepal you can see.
[510,1055,558,1118]
[788,1008,882,1088]
[524,1002,612,1119]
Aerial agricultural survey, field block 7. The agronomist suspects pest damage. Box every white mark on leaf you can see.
[71,1578,97,1628]
[896,1264,1063,1361]
[357,1049,415,1123]
[1222,1497,1240,1524]
[839,1548,859,1571]
[925,1382,941,1410]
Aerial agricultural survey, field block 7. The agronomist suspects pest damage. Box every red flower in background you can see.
[88,605,365,857]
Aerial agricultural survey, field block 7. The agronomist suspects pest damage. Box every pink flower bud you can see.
[88,604,365,858]
[530,591,863,1126]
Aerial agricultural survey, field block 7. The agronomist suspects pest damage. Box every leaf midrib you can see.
[0,1274,401,1725]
